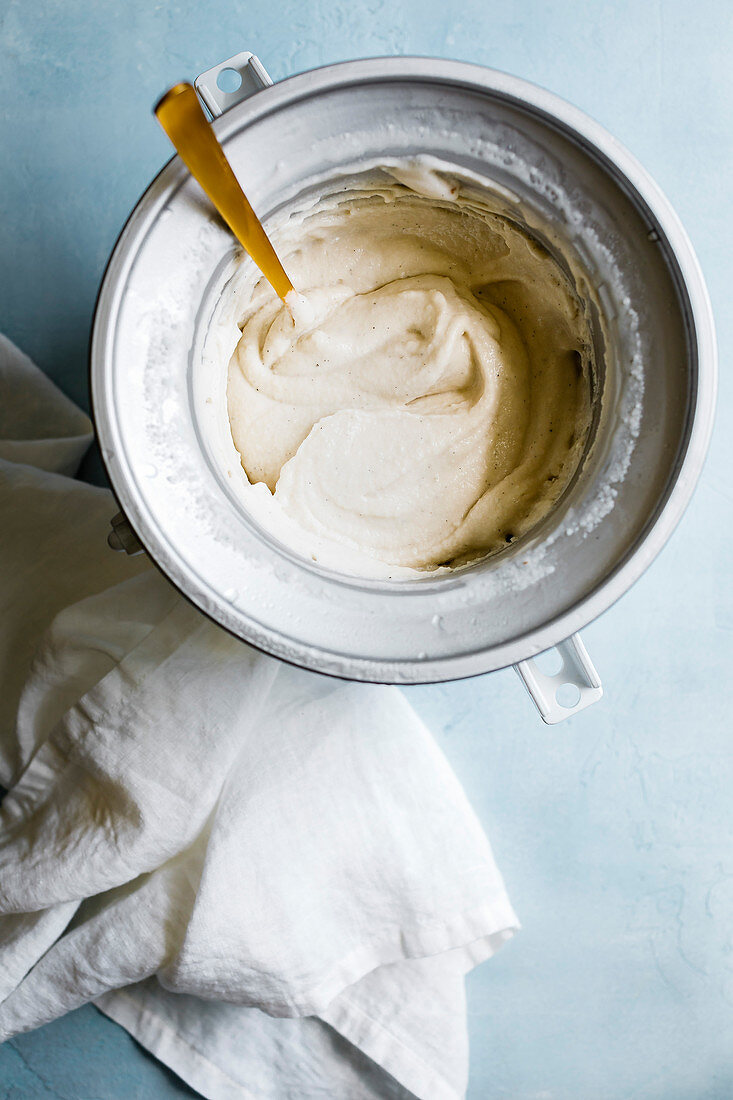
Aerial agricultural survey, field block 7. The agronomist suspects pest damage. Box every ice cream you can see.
[222,162,593,574]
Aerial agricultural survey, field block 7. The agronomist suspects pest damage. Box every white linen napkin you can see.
[0,334,518,1100]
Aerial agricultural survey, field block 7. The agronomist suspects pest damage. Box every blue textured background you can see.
[1,1,732,1097]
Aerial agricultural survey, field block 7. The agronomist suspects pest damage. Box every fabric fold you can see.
[0,335,519,1099]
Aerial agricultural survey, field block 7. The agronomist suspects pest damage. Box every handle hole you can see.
[556,683,581,709]
[217,67,243,93]
[535,649,563,677]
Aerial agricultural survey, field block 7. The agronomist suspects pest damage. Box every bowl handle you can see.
[514,634,602,724]
[107,511,144,555]
[194,52,273,119]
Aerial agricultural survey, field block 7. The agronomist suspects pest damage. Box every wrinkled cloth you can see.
[0,334,518,1100]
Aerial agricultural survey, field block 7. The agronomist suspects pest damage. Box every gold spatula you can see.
[155,82,294,301]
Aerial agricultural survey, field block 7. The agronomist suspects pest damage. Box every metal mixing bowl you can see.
[90,54,716,721]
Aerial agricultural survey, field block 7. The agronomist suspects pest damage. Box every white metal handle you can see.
[194,51,273,119]
[514,633,602,724]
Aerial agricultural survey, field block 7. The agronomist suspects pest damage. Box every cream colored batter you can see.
[224,163,592,573]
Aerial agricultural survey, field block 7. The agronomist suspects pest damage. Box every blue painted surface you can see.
[1,1,732,1097]
[0,1007,197,1098]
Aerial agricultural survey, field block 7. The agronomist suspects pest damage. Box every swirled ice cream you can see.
[222,162,593,574]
